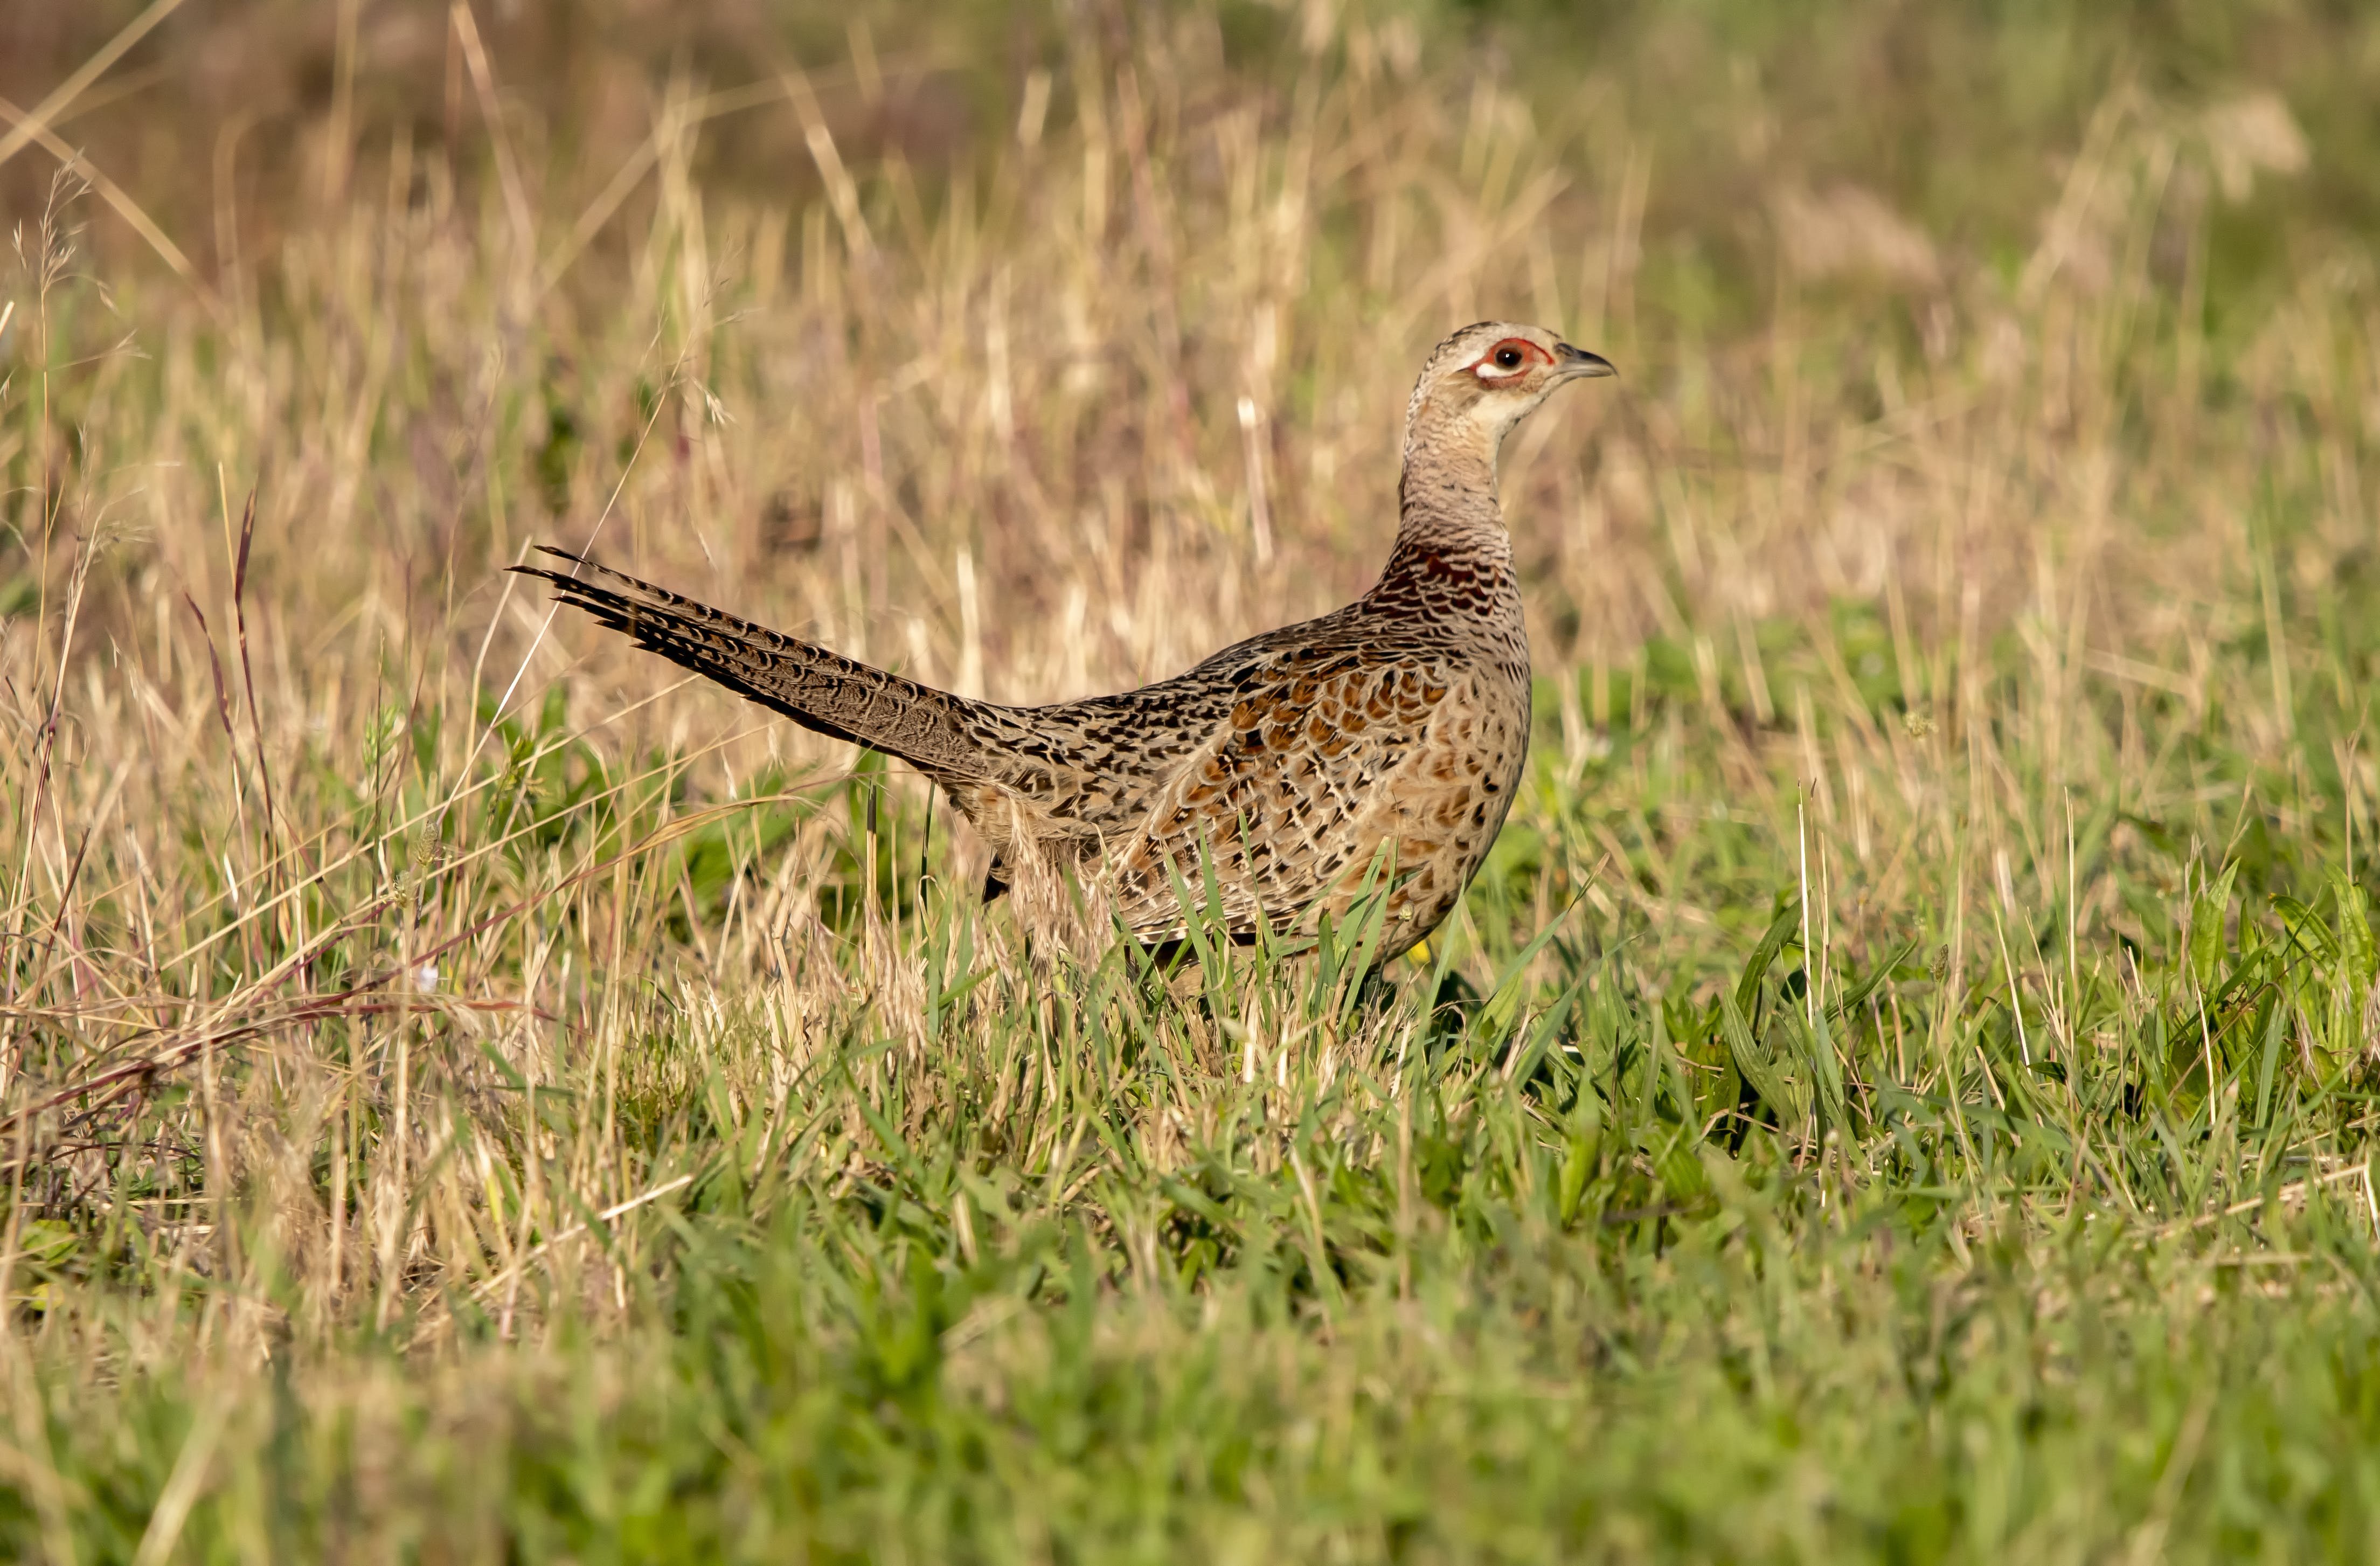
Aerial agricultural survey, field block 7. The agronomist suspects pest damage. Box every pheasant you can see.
[516,321,1613,961]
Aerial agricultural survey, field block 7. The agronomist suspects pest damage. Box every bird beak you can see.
[1553,343,1617,379]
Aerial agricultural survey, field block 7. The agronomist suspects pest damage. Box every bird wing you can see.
[1090,626,1471,943]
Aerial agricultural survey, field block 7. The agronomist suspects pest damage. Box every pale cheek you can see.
[1469,392,1537,437]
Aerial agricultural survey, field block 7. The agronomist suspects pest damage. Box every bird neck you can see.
[1375,420,1513,592]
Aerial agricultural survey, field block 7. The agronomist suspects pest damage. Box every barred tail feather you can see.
[511,548,1009,779]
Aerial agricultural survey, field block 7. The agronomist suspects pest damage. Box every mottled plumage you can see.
[516,322,1613,960]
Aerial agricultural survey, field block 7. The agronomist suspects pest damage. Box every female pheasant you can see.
[517,321,1613,960]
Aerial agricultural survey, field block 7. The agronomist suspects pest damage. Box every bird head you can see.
[1403,321,1615,461]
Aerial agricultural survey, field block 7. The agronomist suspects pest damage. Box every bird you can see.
[515,321,1614,964]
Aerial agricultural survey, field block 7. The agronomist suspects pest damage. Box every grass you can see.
[4,0,2380,1558]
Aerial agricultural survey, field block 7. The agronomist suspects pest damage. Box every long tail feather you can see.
[511,548,1012,779]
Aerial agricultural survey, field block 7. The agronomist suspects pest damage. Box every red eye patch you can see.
[1473,338,1549,377]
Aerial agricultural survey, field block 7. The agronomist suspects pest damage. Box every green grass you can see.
[5,1,2380,1560]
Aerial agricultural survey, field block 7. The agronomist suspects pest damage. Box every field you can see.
[4,0,2380,1558]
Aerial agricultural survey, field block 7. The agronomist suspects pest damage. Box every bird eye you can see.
[1495,347,1523,369]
